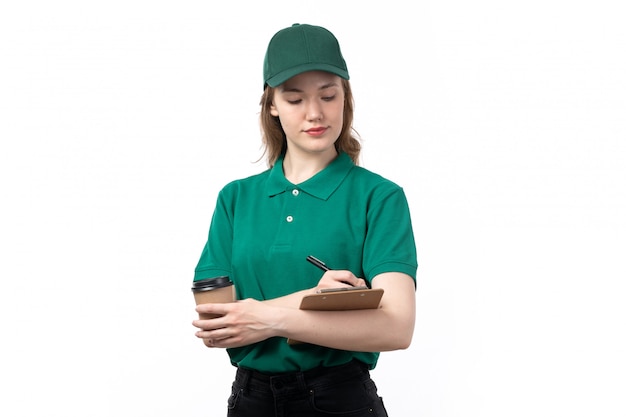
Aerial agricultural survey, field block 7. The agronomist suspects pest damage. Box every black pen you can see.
[306,255,330,272]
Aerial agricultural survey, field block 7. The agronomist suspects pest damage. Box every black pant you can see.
[227,360,389,417]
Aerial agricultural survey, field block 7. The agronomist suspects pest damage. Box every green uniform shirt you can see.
[194,152,417,373]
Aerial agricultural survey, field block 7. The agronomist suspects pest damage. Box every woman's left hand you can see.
[193,299,282,348]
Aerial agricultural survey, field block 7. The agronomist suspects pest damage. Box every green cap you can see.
[263,23,350,88]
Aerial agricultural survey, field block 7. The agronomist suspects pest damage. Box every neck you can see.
[283,148,338,184]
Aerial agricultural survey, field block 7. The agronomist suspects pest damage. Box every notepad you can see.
[299,287,384,311]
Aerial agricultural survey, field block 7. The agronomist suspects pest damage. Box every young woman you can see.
[192,23,417,417]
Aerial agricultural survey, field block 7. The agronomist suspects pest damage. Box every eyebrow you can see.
[280,82,339,93]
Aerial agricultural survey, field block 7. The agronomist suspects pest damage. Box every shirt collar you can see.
[266,152,354,200]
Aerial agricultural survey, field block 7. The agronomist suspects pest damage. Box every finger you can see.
[203,335,233,348]
[196,302,230,316]
[196,326,230,342]
[328,271,355,285]
[192,317,225,331]
[337,273,363,287]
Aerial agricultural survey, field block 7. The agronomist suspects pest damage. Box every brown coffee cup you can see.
[192,276,236,319]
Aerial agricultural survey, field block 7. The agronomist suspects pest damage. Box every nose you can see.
[306,100,323,121]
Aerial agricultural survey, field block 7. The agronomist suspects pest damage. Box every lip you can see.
[305,127,328,136]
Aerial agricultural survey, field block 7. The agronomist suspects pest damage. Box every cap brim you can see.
[265,63,350,88]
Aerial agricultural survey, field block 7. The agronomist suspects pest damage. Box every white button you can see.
[292,189,299,196]
[286,215,294,222]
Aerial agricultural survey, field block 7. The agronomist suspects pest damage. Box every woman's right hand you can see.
[314,270,367,291]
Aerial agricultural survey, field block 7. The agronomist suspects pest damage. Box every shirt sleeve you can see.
[194,186,235,281]
[362,184,418,284]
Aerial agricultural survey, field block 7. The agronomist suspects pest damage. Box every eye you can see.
[287,99,302,105]
[322,95,336,102]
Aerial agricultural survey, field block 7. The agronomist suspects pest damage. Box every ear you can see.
[270,105,279,117]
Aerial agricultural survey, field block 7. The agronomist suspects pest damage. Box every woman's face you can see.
[270,71,345,158]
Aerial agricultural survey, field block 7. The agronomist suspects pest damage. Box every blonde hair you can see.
[259,79,361,167]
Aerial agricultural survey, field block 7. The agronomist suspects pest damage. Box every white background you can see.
[1,1,625,416]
